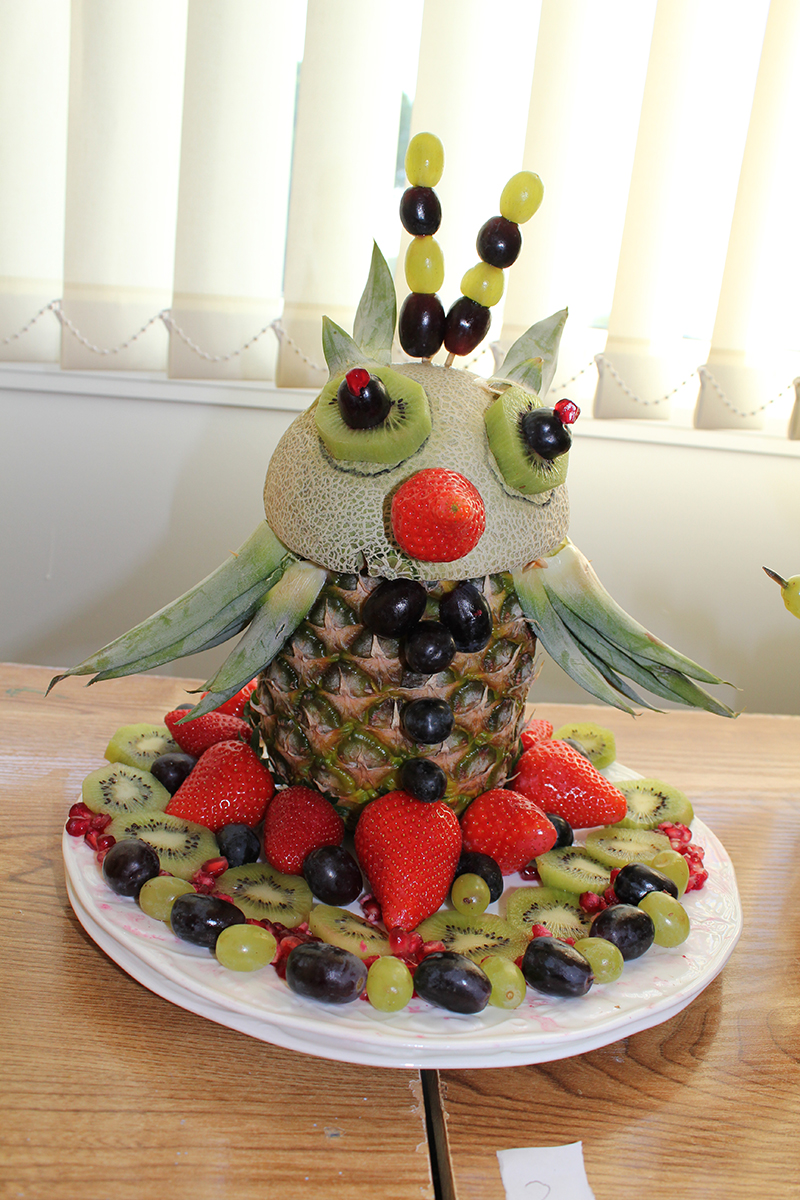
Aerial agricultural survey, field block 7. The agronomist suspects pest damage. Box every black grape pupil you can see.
[337,373,392,430]
[519,409,571,462]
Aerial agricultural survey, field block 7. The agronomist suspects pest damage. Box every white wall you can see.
[3,365,799,716]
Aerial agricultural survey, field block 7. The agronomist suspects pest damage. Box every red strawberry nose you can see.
[390,468,486,563]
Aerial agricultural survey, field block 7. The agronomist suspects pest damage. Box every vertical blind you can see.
[1,0,798,434]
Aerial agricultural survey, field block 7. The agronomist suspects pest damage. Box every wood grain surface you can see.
[0,664,433,1200]
[435,702,800,1200]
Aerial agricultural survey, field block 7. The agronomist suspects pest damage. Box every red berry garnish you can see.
[345,367,371,395]
[554,398,580,424]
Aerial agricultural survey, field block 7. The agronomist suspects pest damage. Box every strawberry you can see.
[166,739,274,832]
[520,716,554,750]
[354,790,461,930]
[390,469,486,563]
[513,739,627,829]
[201,679,258,720]
[262,785,345,875]
[165,708,251,758]
[460,788,557,875]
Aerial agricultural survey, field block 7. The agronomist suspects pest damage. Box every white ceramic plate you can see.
[63,764,742,1070]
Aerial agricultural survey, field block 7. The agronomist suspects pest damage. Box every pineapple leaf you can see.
[539,539,731,686]
[47,522,292,692]
[353,242,396,364]
[321,317,369,377]
[184,560,328,718]
[489,308,568,398]
[512,562,639,714]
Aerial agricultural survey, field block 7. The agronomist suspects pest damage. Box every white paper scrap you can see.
[496,1142,596,1200]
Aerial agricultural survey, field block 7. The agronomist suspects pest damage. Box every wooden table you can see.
[2,663,799,1199]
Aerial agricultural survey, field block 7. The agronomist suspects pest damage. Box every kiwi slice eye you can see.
[484,385,570,496]
[314,365,431,468]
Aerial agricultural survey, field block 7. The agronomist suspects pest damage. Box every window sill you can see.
[2,359,798,458]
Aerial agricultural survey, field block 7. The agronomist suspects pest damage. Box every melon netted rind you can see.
[263,362,569,582]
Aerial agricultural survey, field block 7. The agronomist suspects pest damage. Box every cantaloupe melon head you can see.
[263,359,570,581]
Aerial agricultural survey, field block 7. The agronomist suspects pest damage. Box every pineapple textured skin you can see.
[252,571,537,826]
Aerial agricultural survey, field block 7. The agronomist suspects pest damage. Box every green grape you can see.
[366,955,414,1012]
[573,937,624,983]
[481,955,526,1009]
[460,263,504,308]
[215,923,276,971]
[451,872,491,916]
[405,132,444,187]
[138,874,195,922]
[404,236,444,293]
[499,170,544,224]
[638,892,690,947]
[649,849,690,897]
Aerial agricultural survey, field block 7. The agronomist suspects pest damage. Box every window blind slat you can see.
[0,0,69,363]
[501,0,656,398]
[168,0,303,381]
[696,0,800,429]
[276,0,410,388]
[60,0,187,371]
[596,0,770,420]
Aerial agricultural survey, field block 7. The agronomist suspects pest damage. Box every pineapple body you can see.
[253,571,537,826]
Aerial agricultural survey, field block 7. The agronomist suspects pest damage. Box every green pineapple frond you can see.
[183,560,328,719]
[488,308,568,398]
[47,521,294,693]
[513,539,737,718]
[322,242,396,377]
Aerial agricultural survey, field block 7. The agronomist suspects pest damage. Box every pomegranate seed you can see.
[561,936,576,946]
[200,856,228,878]
[213,892,234,905]
[529,923,553,938]
[273,935,303,978]
[579,891,606,915]
[190,870,217,894]
[363,954,381,969]
[360,894,383,925]
[90,813,113,832]
[345,367,371,395]
[603,887,618,907]
[389,928,423,960]
[609,868,621,884]
[554,398,580,424]
[84,829,101,850]
[519,863,540,881]
[96,834,116,853]
[419,940,447,959]
[66,816,90,837]
[69,802,93,819]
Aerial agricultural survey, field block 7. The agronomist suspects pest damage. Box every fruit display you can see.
[50,132,734,832]
[52,134,740,1050]
[64,708,720,1025]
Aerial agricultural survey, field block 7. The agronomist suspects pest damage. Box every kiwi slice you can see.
[105,723,180,771]
[503,886,590,942]
[415,911,529,962]
[584,824,672,868]
[553,721,616,769]
[535,845,612,896]
[216,863,312,927]
[616,779,694,830]
[484,385,569,496]
[314,365,431,466]
[308,904,390,961]
[82,762,171,816]
[108,811,218,880]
